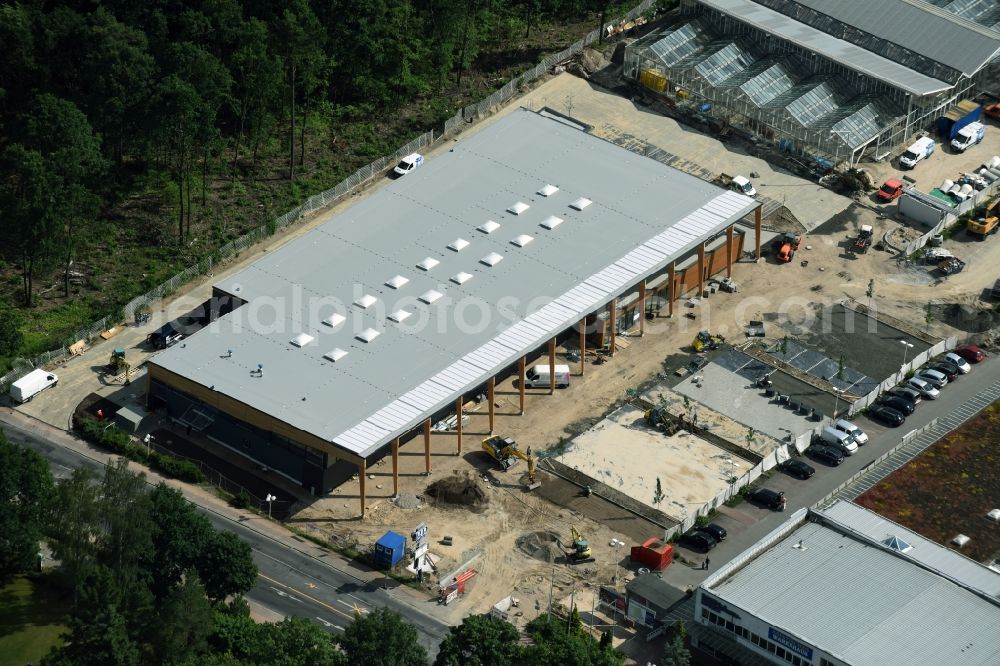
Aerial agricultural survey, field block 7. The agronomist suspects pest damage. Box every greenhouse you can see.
[624,0,1000,167]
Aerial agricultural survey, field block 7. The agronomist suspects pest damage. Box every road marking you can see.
[269,586,304,603]
[307,582,317,589]
[314,616,344,631]
[258,573,356,621]
[336,598,369,614]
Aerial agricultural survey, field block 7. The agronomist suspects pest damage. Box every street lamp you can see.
[900,340,914,368]
[265,493,276,518]
[831,387,845,419]
[143,433,154,456]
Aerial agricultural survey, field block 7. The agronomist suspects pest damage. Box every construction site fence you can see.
[846,336,954,416]
[900,177,1000,256]
[1,0,656,395]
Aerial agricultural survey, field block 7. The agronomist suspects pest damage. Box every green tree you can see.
[866,278,875,308]
[662,634,691,666]
[652,477,664,506]
[197,530,257,601]
[229,18,282,175]
[434,614,522,666]
[259,616,345,666]
[275,0,325,180]
[0,308,23,356]
[340,607,428,666]
[522,613,624,666]
[0,430,55,582]
[46,467,102,605]
[148,483,212,600]
[0,143,56,306]
[149,576,214,663]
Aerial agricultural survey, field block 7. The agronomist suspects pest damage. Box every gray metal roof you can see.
[700,0,952,95]
[704,512,1000,666]
[150,109,756,459]
[818,500,1000,599]
[788,0,1000,76]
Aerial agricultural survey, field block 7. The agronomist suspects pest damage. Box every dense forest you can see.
[0,0,659,371]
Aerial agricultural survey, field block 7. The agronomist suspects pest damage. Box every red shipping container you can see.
[629,538,673,571]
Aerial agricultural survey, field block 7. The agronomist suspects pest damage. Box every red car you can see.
[877,179,904,202]
[955,345,987,363]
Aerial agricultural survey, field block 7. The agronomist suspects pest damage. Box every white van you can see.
[10,369,59,404]
[833,419,868,445]
[900,137,935,168]
[731,175,757,197]
[524,364,571,388]
[950,122,985,152]
[820,426,858,456]
[392,153,424,177]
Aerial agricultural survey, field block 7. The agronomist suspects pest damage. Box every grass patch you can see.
[0,575,69,664]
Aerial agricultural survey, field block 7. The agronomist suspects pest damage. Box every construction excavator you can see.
[481,435,537,486]
[567,526,595,564]
[107,348,133,384]
[644,404,681,435]
[692,330,725,353]
[968,197,999,239]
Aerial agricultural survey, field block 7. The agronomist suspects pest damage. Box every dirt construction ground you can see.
[17,63,1000,633]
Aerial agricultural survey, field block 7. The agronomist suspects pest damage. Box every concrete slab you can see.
[556,404,753,522]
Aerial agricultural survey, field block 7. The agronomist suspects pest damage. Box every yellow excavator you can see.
[692,330,725,353]
[568,526,595,564]
[968,197,999,239]
[107,348,133,384]
[481,435,537,484]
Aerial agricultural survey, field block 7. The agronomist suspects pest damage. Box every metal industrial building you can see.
[695,500,1000,665]
[625,0,1000,166]
[145,108,762,515]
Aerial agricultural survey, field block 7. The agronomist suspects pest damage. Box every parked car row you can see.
[679,522,728,552]
[872,347,982,426]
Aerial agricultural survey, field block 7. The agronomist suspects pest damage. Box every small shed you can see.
[374,531,406,569]
[625,573,687,628]
[114,406,144,434]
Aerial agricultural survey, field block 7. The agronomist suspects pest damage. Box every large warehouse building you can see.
[145,108,761,514]
[695,501,1000,665]
[625,0,1000,166]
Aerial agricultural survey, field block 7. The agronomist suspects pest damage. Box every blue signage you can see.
[768,628,813,660]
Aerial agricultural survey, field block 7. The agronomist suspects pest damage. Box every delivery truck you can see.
[9,369,59,404]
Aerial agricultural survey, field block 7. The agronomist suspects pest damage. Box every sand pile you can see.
[426,473,489,512]
[516,530,564,563]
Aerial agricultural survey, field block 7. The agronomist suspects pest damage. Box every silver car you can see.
[907,377,940,399]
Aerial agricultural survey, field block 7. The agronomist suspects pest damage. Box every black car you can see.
[700,523,727,541]
[679,530,718,552]
[869,404,905,427]
[748,488,787,511]
[807,444,845,466]
[888,386,922,405]
[928,363,958,381]
[779,459,815,479]
[877,395,915,416]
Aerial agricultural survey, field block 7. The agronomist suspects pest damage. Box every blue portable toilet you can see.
[374,531,406,569]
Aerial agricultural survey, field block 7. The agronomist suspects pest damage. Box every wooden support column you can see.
[668,262,676,317]
[518,357,526,414]
[423,419,431,473]
[487,377,495,434]
[609,299,617,355]
[392,437,400,497]
[548,338,556,394]
[726,225,735,278]
[579,319,586,376]
[755,206,762,260]
[455,397,463,455]
[697,242,706,297]
[358,461,366,518]
[639,281,647,336]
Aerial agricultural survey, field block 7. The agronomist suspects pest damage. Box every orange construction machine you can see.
[772,233,801,263]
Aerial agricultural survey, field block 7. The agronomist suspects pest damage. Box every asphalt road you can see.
[1,421,450,655]
[665,354,1000,589]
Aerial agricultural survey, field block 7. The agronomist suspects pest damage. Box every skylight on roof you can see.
[322,313,346,328]
[417,257,439,271]
[538,184,559,197]
[478,220,500,234]
[570,197,592,211]
[540,215,563,230]
[356,328,380,343]
[451,272,473,285]
[507,202,530,215]
[388,309,412,323]
[511,234,534,247]
[448,238,470,252]
[480,252,503,267]
[385,275,409,289]
[420,289,443,304]
[324,348,348,362]
[354,294,377,309]
[290,333,314,347]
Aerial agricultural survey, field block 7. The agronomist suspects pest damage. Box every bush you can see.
[232,489,253,509]
[78,417,205,483]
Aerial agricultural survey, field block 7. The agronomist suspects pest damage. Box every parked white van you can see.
[900,137,935,168]
[524,364,571,388]
[10,369,59,404]
[820,426,858,456]
[950,122,985,153]
[833,419,868,445]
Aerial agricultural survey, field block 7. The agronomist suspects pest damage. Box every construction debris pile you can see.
[426,473,489,512]
[515,531,563,563]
